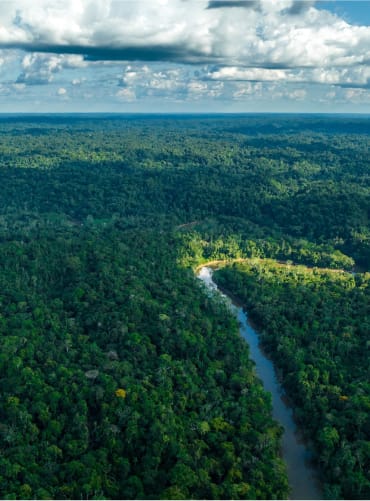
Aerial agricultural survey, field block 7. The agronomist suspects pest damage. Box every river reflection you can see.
[198,266,321,500]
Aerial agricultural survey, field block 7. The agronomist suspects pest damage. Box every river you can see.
[197,266,322,500]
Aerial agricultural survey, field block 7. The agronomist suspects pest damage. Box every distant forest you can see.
[0,114,368,499]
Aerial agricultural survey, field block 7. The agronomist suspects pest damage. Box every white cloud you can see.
[187,81,207,93]
[17,53,86,84]
[119,64,186,99]
[233,82,262,99]
[345,88,370,103]
[209,67,292,82]
[117,63,227,102]
[13,82,26,90]
[72,77,85,85]
[207,65,370,88]
[0,0,368,73]
[116,87,136,101]
[288,88,307,100]
[0,1,368,110]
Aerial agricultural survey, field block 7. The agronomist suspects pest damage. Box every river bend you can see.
[197,266,321,500]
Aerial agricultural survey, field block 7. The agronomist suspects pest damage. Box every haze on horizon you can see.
[0,0,369,113]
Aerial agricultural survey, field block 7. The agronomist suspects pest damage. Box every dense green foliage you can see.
[214,260,370,499]
[0,114,368,269]
[0,113,369,499]
[0,228,288,499]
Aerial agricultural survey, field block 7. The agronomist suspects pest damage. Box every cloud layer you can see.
[0,0,369,69]
[0,0,369,111]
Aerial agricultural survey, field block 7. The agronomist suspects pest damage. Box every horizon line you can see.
[0,111,369,117]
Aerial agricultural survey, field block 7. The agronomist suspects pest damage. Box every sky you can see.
[0,0,369,113]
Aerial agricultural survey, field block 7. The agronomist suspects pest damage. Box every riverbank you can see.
[197,266,322,500]
[211,259,370,499]
[194,256,352,275]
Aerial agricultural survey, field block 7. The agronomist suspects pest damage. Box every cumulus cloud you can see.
[207,65,370,88]
[288,88,307,100]
[117,63,225,102]
[16,53,86,84]
[0,0,369,110]
[283,1,315,16]
[344,87,370,103]
[0,0,368,74]
[188,81,208,96]
[208,67,292,82]
[116,87,136,102]
[233,82,262,99]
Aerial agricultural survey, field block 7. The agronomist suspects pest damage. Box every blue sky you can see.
[317,1,370,25]
[0,0,369,113]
